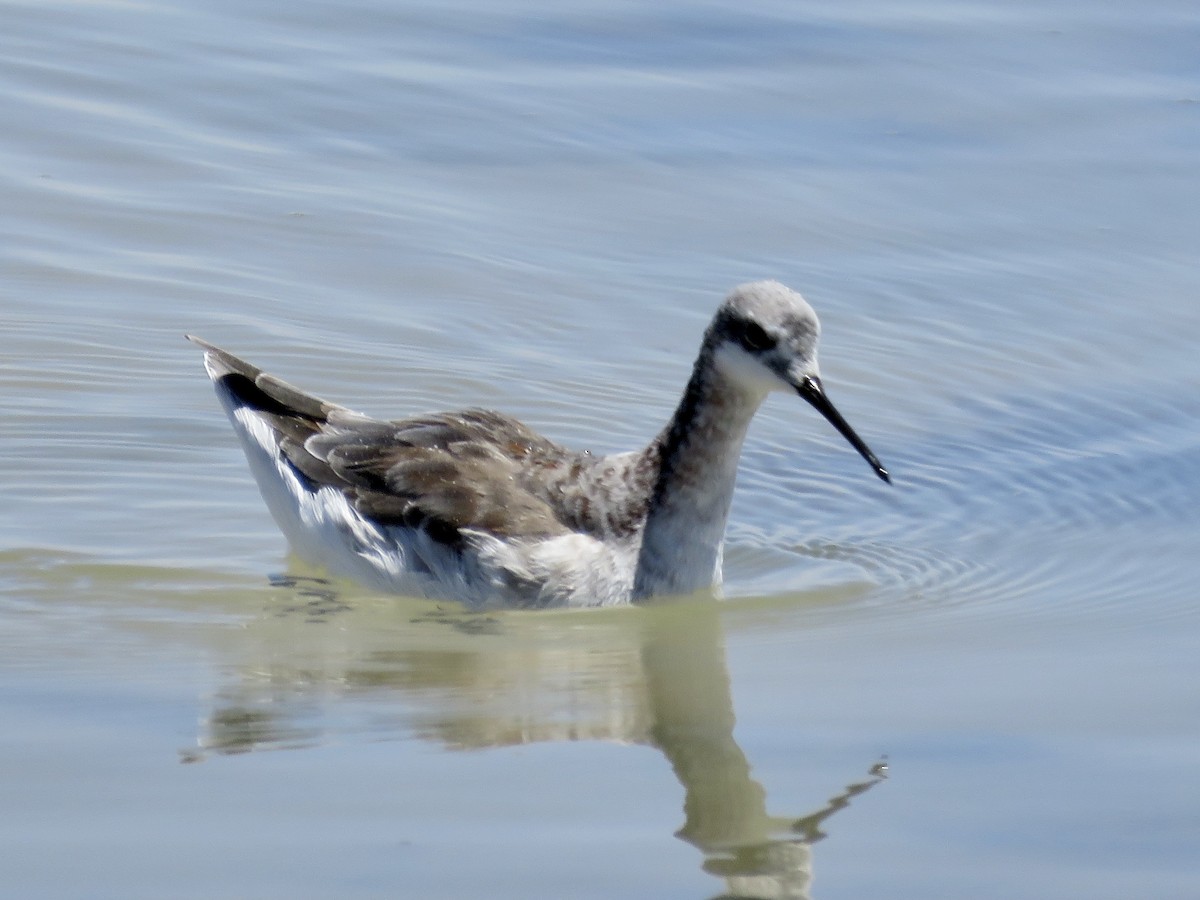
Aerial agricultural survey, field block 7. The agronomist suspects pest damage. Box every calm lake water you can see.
[2,0,1198,897]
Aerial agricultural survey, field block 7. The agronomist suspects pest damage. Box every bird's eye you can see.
[738,321,777,353]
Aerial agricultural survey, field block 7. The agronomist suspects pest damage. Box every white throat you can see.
[632,348,771,599]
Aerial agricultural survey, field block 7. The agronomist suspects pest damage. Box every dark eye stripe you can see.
[738,321,777,353]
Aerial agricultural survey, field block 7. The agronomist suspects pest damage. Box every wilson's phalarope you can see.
[190,281,888,608]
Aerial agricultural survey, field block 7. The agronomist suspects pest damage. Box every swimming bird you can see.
[190,280,888,608]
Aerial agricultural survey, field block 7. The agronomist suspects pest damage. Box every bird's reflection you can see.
[640,596,887,898]
[189,576,886,898]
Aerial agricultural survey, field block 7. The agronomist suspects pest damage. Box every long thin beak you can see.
[796,376,891,483]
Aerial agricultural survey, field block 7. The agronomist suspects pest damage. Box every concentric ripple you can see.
[730,380,1200,629]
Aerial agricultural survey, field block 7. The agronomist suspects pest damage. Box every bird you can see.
[189,280,889,608]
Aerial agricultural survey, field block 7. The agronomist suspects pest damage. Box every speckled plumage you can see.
[191,281,888,608]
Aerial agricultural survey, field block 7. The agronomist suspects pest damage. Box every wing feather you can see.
[192,336,577,547]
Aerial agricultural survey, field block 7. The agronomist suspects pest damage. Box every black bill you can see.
[796,376,891,484]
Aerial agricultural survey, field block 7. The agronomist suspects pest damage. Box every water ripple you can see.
[730,379,1200,628]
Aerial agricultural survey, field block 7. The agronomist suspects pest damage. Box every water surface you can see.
[2,1,1198,897]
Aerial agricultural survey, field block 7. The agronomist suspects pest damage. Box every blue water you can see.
[1,1,1198,897]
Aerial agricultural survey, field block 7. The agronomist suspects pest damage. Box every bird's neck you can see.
[632,352,768,600]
